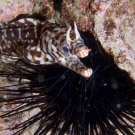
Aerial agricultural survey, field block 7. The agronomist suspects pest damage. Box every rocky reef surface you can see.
[0,0,55,22]
[94,0,135,82]
[0,64,41,135]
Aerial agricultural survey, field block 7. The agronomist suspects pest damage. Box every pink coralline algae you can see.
[61,0,112,32]
[0,0,55,22]
[61,0,94,31]
[94,0,135,81]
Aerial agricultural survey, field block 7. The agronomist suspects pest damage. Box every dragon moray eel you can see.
[0,18,92,77]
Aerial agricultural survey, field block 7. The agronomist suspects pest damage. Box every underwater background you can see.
[0,0,135,135]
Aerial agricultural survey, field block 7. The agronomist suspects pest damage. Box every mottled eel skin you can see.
[0,18,92,77]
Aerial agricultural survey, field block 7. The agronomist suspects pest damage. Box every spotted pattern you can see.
[0,18,92,77]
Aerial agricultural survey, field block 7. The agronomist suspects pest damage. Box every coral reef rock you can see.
[0,0,55,22]
[61,0,94,31]
[94,0,135,81]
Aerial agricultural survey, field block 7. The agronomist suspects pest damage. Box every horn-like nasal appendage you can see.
[74,22,81,40]
[66,26,72,47]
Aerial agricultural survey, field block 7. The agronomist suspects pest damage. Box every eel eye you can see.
[62,46,69,53]
[61,41,70,53]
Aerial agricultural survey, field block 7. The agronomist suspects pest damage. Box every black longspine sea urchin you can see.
[0,32,135,135]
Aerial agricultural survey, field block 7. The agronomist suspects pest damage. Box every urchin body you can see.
[0,18,92,77]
